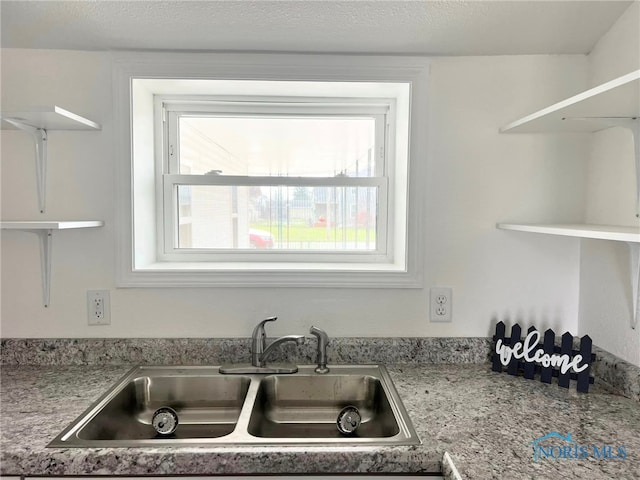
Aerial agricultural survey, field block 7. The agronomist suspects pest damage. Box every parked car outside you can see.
[249,228,274,248]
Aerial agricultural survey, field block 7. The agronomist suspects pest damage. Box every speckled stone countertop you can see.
[2,363,639,479]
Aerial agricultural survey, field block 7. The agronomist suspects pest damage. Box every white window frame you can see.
[160,98,391,263]
[113,52,428,288]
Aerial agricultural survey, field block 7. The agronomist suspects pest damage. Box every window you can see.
[161,99,390,263]
[114,53,428,287]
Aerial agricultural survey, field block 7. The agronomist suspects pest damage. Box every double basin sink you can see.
[49,365,420,447]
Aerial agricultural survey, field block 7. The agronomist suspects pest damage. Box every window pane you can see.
[177,185,378,251]
[178,116,376,177]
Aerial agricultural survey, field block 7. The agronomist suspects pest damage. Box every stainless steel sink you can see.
[248,374,400,439]
[76,371,250,441]
[49,365,419,447]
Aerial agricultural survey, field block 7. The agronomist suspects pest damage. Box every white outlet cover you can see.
[430,287,452,322]
[87,290,111,326]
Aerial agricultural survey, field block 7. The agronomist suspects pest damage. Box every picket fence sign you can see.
[492,321,595,393]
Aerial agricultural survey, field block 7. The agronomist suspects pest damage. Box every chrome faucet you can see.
[252,317,305,367]
[310,325,330,374]
[220,316,305,374]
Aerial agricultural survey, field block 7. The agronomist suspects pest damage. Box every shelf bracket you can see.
[630,242,640,330]
[3,118,48,213]
[18,229,53,307]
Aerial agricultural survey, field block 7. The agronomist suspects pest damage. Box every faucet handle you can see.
[252,316,277,340]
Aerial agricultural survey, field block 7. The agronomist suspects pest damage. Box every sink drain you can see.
[337,406,361,435]
[152,407,179,435]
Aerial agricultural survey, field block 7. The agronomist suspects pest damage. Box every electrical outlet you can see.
[430,287,452,322]
[87,290,110,325]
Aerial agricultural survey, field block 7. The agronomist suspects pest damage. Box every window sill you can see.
[119,261,421,288]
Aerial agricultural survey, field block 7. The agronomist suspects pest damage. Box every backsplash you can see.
[591,345,640,402]
[1,337,637,402]
[0,337,490,366]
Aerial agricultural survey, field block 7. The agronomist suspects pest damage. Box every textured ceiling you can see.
[0,1,634,55]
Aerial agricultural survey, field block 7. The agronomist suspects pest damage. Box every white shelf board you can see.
[500,70,640,133]
[497,223,640,243]
[0,221,104,230]
[1,106,101,130]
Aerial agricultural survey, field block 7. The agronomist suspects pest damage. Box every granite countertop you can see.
[1,363,639,479]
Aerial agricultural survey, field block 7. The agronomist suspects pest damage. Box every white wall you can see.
[579,2,640,366]
[587,1,640,87]
[1,48,588,339]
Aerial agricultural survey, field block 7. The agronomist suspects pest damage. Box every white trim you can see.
[162,97,392,115]
[117,267,419,289]
[164,175,386,187]
[113,52,428,288]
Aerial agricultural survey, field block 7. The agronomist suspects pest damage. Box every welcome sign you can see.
[492,322,595,393]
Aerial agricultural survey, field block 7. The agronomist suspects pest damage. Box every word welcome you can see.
[495,330,589,374]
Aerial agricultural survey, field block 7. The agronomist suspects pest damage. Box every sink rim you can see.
[48,365,421,448]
